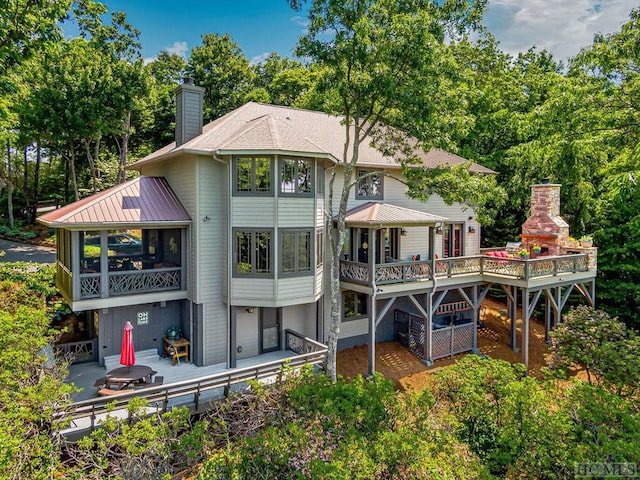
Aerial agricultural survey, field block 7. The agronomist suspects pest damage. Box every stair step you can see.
[104,349,160,371]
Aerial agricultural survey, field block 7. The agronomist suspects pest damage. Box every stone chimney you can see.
[521,180,570,256]
[174,78,205,147]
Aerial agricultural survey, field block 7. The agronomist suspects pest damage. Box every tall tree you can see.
[569,8,640,327]
[73,0,148,184]
[141,51,186,151]
[0,0,71,119]
[289,0,502,380]
[186,33,254,121]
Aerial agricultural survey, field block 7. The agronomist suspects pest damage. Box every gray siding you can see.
[232,197,276,226]
[236,309,259,359]
[175,87,203,146]
[277,276,315,300]
[330,169,480,256]
[277,197,315,227]
[282,303,316,339]
[97,300,185,365]
[140,156,198,298]
[197,158,228,365]
[231,278,275,301]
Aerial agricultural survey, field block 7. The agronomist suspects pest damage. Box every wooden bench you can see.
[98,388,134,397]
[93,377,107,388]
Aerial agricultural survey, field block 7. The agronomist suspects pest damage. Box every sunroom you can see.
[38,177,191,311]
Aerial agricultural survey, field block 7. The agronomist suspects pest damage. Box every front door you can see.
[260,307,280,353]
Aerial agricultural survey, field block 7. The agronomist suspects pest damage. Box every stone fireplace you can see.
[521,180,570,256]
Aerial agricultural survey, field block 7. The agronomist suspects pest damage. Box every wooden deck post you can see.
[367,227,377,375]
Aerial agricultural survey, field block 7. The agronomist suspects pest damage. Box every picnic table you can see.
[95,365,160,396]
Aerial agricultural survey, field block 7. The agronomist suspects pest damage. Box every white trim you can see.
[69,290,189,311]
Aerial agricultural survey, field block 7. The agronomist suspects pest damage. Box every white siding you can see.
[231,278,275,301]
[197,158,228,364]
[140,156,198,297]
[277,276,315,299]
[315,268,323,295]
[236,309,259,359]
[141,154,229,365]
[316,198,325,228]
[232,197,276,226]
[277,198,315,227]
[329,169,480,256]
[399,226,430,261]
[339,317,368,339]
[282,303,316,338]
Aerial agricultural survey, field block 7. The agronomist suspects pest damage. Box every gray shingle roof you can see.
[133,102,494,174]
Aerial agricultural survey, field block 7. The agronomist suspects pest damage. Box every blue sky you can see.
[97,0,632,65]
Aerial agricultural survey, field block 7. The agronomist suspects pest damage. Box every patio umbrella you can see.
[120,321,136,370]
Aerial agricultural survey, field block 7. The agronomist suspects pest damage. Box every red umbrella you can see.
[120,321,136,369]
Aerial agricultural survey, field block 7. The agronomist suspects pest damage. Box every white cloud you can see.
[166,41,189,58]
[485,0,632,62]
[142,40,189,65]
[250,52,272,66]
[290,15,309,30]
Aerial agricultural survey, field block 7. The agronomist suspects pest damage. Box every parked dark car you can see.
[84,233,143,255]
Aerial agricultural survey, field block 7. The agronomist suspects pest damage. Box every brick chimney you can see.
[521,180,569,256]
[174,78,205,147]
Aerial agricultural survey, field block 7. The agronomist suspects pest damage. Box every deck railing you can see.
[341,253,591,285]
[79,267,183,299]
[54,331,327,436]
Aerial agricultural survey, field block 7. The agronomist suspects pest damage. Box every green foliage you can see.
[549,306,640,396]
[64,404,212,479]
[285,371,396,434]
[432,356,575,477]
[0,262,57,300]
[566,382,640,464]
[201,371,485,479]
[0,273,74,479]
[186,33,254,122]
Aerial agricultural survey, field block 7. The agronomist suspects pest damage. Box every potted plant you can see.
[532,243,541,254]
[517,247,530,259]
[579,235,593,247]
[565,237,579,247]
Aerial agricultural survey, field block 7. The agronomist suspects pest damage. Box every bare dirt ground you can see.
[336,298,558,393]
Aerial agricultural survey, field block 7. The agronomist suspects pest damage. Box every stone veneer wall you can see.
[560,246,598,271]
[521,184,570,256]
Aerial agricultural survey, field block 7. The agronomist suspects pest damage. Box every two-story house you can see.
[39,79,597,375]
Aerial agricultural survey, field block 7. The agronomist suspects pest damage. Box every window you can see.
[356,168,383,199]
[280,157,313,195]
[343,291,368,320]
[317,163,325,196]
[234,229,273,276]
[280,229,312,276]
[316,229,324,268]
[234,156,273,195]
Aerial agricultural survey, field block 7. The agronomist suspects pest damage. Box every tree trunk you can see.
[69,144,79,202]
[326,115,361,382]
[23,146,29,218]
[84,138,98,194]
[118,110,131,184]
[6,140,14,228]
[31,140,41,224]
